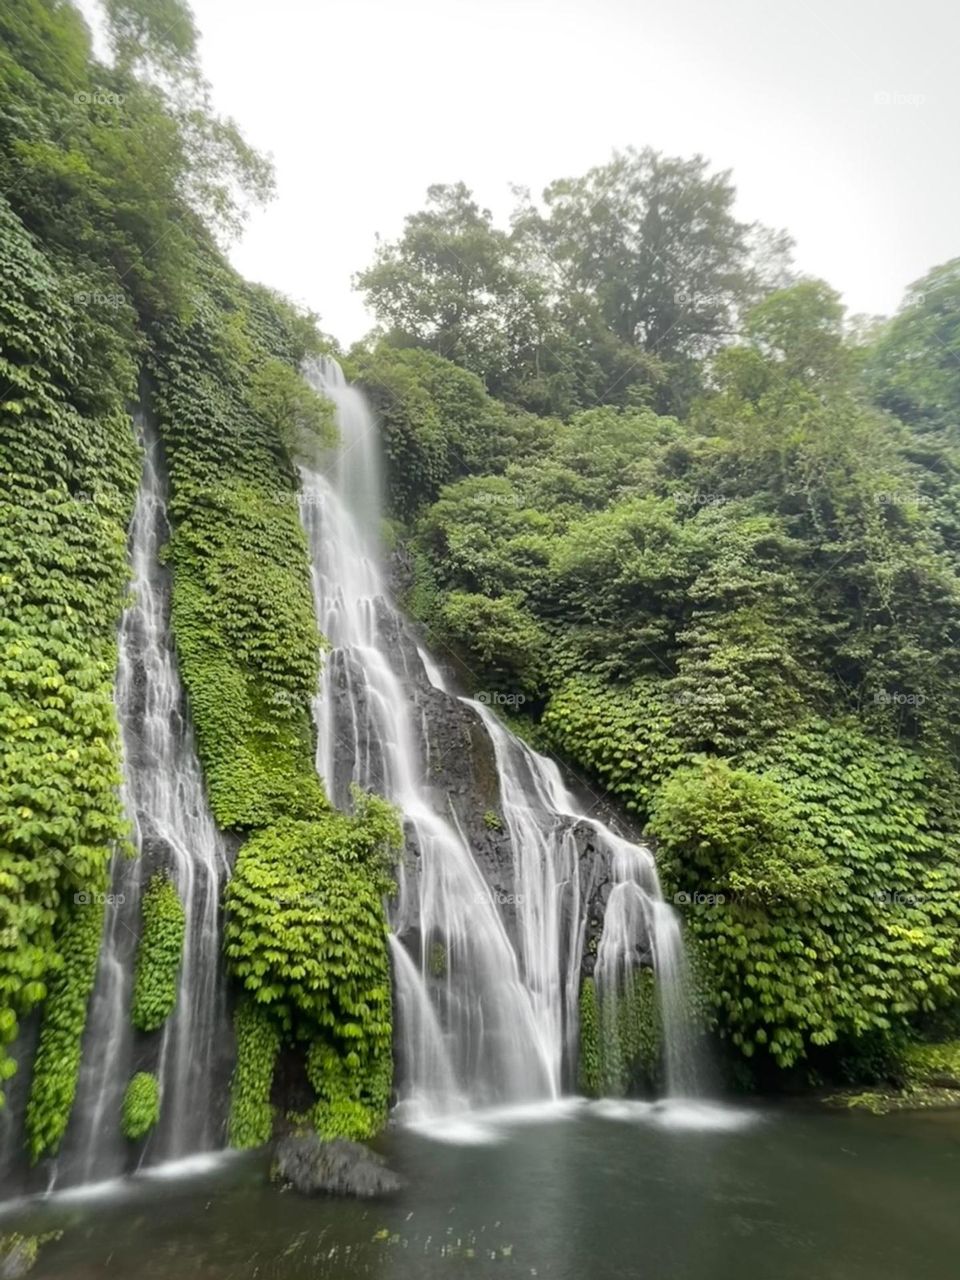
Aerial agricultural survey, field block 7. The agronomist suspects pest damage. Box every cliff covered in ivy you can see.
[353,176,960,1087]
[0,0,395,1167]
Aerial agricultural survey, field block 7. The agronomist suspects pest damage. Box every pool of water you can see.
[2,1099,958,1279]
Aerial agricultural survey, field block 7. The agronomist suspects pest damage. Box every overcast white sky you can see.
[94,0,960,343]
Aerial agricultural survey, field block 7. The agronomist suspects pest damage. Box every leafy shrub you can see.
[541,676,685,815]
[650,729,960,1071]
[122,1072,160,1140]
[225,795,401,1142]
[131,874,186,1032]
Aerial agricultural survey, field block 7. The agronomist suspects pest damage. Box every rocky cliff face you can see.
[382,552,647,982]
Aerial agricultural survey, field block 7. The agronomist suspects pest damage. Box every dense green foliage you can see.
[357,153,792,417]
[0,185,138,1121]
[131,875,186,1032]
[227,999,280,1149]
[24,901,105,1159]
[225,795,401,1141]
[0,0,279,1148]
[121,1071,160,1140]
[2,0,399,1156]
[147,260,329,831]
[577,978,602,1097]
[365,180,960,1083]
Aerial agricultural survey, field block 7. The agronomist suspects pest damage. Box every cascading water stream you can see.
[299,363,555,1117]
[51,420,231,1188]
[299,358,703,1120]
[595,846,704,1098]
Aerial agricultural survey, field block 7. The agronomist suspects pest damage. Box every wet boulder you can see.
[273,1135,402,1199]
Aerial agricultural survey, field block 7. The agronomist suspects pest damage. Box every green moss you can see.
[122,1071,160,1140]
[582,968,662,1098]
[428,943,447,979]
[902,1041,960,1086]
[131,874,186,1032]
[825,1086,960,1115]
[0,1231,62,1276]
[578,978,602,1097]
[612,968,662,1095]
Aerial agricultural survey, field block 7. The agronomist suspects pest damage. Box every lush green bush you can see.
[121,1071,160,1140]
[541,677,685,815]
[225,796,400,1140]
[131,875,186,1032]
[349,345,550,519]
[650,731,960,1072]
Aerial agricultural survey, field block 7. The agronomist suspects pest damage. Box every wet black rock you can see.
[272,1135,402,1199]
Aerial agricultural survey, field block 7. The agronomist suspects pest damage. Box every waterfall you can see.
[594,845,704,1098]
[51,419,231,1188]
[299,358,702,1120]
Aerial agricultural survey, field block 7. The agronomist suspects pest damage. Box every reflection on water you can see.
[2,1104,959,1280]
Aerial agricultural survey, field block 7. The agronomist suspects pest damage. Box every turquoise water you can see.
[3,1099,958,1279]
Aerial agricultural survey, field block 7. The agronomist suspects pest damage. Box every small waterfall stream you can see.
[300,359,702,1124]
[51,420,231,1188]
